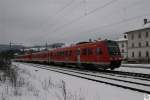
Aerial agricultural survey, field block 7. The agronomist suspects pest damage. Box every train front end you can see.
[106,40,122,70]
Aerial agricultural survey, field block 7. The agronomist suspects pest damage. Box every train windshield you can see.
[106,40,121,55]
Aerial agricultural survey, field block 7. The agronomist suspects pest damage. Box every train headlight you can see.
[110,57,113,60]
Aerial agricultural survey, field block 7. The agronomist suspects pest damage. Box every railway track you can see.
[14,62,150,94]
[121,65,150,69]
[102,70,150,79]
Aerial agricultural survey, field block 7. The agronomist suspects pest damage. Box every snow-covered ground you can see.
[122,64,150,68]
[118,64,150,74]
[0,62,149,100]
[116,67,150,74]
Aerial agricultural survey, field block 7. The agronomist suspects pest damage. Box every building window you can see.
[131,34,134,40]
[146,32,149,37]
[132,43,134,48]
[146,41,149,47]
[132,52,134,57]
[122,49,124,53]
[121,43,124,48]
[146,51,149,57]
[138,32,141,38]
[139,51,141,57]
[138,42,141,47]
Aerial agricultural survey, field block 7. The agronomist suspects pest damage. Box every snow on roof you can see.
[125,23,150,34]
[116,38,127,42]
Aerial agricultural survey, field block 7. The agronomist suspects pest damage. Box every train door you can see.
[77,48,81,65]
[49,52,53,63]
[48,52,50,63]
[96,47,102,63]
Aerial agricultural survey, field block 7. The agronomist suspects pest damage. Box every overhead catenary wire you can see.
[86,0,118,15]
[48,0,118,33]
[48,0,150,34]
[57,12,150,39]
[35,0,149,44]
[80,12,150,34]
[37,0,75,29]
[83,0,87,16]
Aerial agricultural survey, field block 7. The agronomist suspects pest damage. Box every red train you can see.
[15,40,122,70]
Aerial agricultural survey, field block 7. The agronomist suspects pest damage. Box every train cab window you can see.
[96,48,102,55]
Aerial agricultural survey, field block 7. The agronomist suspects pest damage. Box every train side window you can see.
[82,48,93,55]
[55,52,57,56]
[87,48,93,55]
[51,53,53,56]
[57,52,59,56]
[64,51,66,56]
[96,48,102,55]
[60,52,63,56]
[59,52,61,56]
[69,50,72,56]
[61,51,63,56]
[65,51,68,56]
[82,49,87,55]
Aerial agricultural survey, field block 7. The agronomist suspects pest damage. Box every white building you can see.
[116,37,128,60]
[125,23,150,63]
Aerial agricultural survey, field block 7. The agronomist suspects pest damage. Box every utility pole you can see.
[9,41,12,50]
[83,0,87,16]
[8,41,12,60]
[22,46,25,54]
[45,42,48,51]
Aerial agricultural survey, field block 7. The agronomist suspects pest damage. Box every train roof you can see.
[16,39,116,56]
[51,40,109,52]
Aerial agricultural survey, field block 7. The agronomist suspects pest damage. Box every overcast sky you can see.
[0,0,150,46]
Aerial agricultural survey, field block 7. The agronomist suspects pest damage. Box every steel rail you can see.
[26,62,150,81]
[121,65,150,69]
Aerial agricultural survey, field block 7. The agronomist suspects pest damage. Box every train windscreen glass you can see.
[106,40,121,55]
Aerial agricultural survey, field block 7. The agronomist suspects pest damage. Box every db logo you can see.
[144,94,150,100]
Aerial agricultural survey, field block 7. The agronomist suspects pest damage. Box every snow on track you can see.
[21,62,150,94]
[122,64,150,68]
[117,66,150,74]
